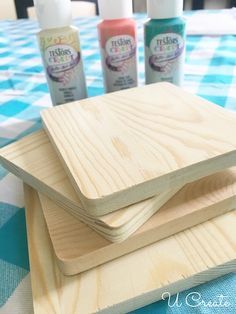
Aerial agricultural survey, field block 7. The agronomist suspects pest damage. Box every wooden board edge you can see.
[99,261,236,314]
[41,193,236,275]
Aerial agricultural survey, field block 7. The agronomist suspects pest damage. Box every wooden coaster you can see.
[0,130,181,242]
[1,131,236,243]
[25,185,236,314]
[38,165,236,275]
[42,82,236,215]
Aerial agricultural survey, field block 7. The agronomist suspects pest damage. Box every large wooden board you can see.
[25,185,236,314]
[39,165,236,275]
[0,130,181,242]
[41,82,236,215]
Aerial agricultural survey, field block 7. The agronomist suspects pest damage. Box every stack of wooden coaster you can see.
[1,82,236,313]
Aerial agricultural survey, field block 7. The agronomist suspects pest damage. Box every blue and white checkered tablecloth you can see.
[0,10,236,314]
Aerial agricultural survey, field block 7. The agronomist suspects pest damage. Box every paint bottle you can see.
[97,0,138,93]
[145,0,186,86]
[34,0,87,106]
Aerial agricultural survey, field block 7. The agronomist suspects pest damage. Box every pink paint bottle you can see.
[98,0,138,93]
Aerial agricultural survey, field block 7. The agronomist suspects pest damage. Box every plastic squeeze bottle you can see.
[34,0,87,106]
[145,0,186,86]
[97,0,138,93]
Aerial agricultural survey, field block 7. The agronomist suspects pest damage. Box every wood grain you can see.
[39,166,236,275]
[41,82,236,215]
[0,130,181,241]
[25,185,236,314]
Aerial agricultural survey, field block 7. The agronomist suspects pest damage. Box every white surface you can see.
[0,0,17,20]
[98,0,133,20]
[0,173,24,208]
[27,7,37,20]
[187,9,236,35]
[147,0,183,19]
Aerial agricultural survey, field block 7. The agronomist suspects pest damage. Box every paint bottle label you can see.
[101,35,138,93]
[39,28,87,106]
[145,32,185,86]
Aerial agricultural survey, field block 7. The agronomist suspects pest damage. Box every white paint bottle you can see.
[34,0,87,106]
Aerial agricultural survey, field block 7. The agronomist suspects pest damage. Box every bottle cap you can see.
[147,0,183,19]
[98,0,133,20]
[33,0,72,29]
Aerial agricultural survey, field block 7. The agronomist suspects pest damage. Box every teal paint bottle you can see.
[145,0,186,86]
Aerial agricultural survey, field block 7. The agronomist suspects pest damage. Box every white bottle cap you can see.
[98,0,133,20]
[147,0,183,19]
[33,0,72,29]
